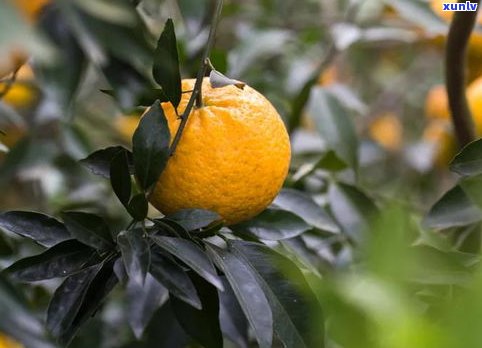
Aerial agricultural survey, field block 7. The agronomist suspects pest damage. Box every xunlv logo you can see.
[442,1,478,11]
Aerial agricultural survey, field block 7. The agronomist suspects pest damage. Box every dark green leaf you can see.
[101,56,156,110]
[80,146,133,179]
[0,211,71,247]
[150,251,202,309]
[424,185,482,229]
[61,212,114,250]
[171,273,223,348]
[460,174,482,210]
[132,101,171,191]
[153,18,182,108]
[5,240,95,282]
[450,139,482,177]
[231,241,324,348]
[209,70,245,89]
[328,183,378,241]
[206,244,273,348]
[57,259,118,346]
[47,264,103,343]
[231,207,311,240]
[117,229,150,285]
[219,276,249,348]
[151,236,223,290]
[128,194,149,221]
[166,209,223,231]
[110,150,132,207]
[36,5,87,108]
[126,274,168,339]
[139,300,190,348]
[307,87,358,170]
[274,189,339,233]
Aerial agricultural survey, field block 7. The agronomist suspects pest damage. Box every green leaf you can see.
[47,263,103,344]
[274,189,339,233]
[218,276,249,348]
[408,246,477,285]
[117,229,150,285]
[151,236,223,290]
[424,185,482,229]
[231,241,324,348]
[128,194,149,221]
[231,207,311,240]
[101,56,156,110]
[61,212,114,250]
[171,274,223,348]
[149,251,202,309]
[152,18,182,108]
[206,244,273,348]
[328,183,378,241]
[385,0,447,35]
[166,209,223,231]
[80,146,133,179]
[5,240,95,282]
[0,211,71,247]
[307,87,359,170]
[36,5,87,108]
[110,150,132,207]
[58,260,118,346]
[450,139,482,177]
[132,101,171,191]
[126,274,168,339]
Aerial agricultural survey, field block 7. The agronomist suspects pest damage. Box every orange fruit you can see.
[0,65,38,109]
[11,0,50,22]
[425,85,450,121]
[369,112,403,152]
[0,333,23,348]
[146,78,291,225]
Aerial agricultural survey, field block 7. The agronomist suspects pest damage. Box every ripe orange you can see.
[0,64,38,109]
[369,112,403,152]
[11,0,50,22]
[0,333,23,348]
[144,78,291,225]
[425,85,450,121]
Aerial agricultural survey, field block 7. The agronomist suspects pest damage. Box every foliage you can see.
[2,0,482,348]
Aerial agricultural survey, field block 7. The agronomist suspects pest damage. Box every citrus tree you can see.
[3,0,482,348]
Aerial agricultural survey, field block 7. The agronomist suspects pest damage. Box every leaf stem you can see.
[169,0,224,156]
[445,0,480,148]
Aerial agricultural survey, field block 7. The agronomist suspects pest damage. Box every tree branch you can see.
[445,0,480,147]
[169,0,223,156]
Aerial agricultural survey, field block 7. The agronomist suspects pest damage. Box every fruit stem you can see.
[169,0,224,156]
[445,0,479,148]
